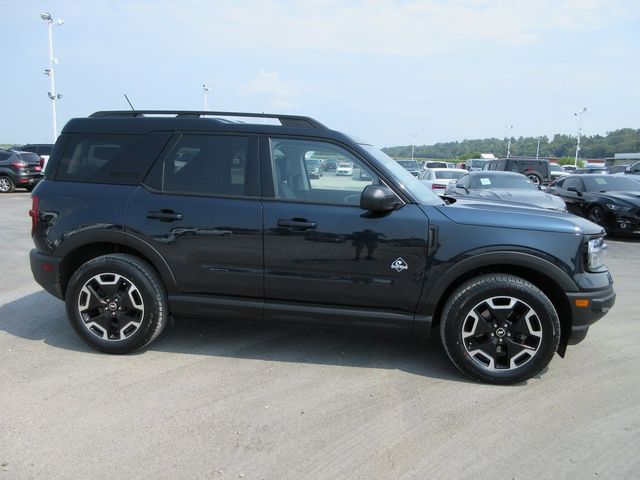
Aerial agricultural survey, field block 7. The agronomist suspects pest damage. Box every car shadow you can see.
[0,290,469,383]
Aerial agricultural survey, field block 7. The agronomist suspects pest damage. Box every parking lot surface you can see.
[1,192,639,479]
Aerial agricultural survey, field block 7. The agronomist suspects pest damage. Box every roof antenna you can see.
[124,94,135,111]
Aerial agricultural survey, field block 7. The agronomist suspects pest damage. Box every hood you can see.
[433,197,603,236]
[597,191,640,206]
[466,189,566,211]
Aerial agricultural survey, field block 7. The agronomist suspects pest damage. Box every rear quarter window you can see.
[54,133,170,185]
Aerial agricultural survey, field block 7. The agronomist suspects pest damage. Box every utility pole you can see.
[202,84,210,111]
[506,125,514,158]
[410,133,417,161]
[41,12,64,141]
[574,107,587,167]
[536,137,541,159]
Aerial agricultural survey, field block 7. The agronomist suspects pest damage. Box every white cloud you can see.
[242,69,299,109]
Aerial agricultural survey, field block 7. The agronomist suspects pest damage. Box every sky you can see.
[1,0,639,148]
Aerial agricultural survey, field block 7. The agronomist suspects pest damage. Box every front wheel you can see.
[587,206,605,227]
[440,274,560,385]
[65,254,168,354]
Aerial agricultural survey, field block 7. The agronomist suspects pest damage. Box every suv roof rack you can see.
[89,110,327,129]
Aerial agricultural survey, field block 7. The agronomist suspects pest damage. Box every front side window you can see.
[270,138,376,206]
[562,177,584,192]
[161,135,255,197]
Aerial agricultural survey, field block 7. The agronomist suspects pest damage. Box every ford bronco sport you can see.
[29,110,615,384]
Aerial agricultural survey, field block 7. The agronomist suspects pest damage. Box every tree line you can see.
[383,128,640,160]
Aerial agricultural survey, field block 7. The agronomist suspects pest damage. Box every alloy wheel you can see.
[0,177,11,192]
[461,296,543,371]
[77,272,145,341]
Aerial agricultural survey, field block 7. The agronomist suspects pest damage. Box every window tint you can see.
[161,135,256,197]
[270,138,377,206]
[562,177,584,191]
[56,133,169,185]
[39,145,53,155]
[19,145,37,153]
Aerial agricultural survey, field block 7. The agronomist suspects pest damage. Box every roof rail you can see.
[89,110,327,129]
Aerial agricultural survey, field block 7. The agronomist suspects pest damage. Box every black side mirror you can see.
[567,186,583,196]
[456,183,469,193]
[360,185,402,212]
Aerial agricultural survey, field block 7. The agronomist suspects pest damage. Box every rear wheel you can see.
[65,254,168,354]
[526,172,542,185]
[440,274,560,385]
[0,176,14,193]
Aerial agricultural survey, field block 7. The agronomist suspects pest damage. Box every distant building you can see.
[605,153,640,166]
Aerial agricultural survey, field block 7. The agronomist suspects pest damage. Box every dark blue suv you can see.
[29,110,615,384]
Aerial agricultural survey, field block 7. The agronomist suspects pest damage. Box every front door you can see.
[262,137,430,327]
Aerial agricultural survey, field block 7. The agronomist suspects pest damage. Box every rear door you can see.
[261,136,430,328]
[127,133,263,302]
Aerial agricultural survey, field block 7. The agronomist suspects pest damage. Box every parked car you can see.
[323,159,337,171]
[29,109,615,385]
[419,168,466,191]
[547,175,640,234]
[608,165,630,175]
[15,143,54,171]
[626,161,640,176]
[573,167,609,175]
[396,159,422,177]
[0,149,44,192]
[335,162,353,176]
[424,161,448,169]
[445,171,566,212]
[549,163,566,182]
[305,159,323,179]
[483,158,551,185]
[562,165,577,173]
[464,158,490,172]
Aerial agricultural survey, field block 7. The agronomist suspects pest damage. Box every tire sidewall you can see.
[441,276,560,384]
[66,255,165,354]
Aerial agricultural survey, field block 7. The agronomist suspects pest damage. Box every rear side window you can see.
[0,151,11,160]
[153,134,258,197]
[55,133,170,185]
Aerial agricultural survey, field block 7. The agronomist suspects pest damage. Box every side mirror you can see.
[455,183,469,193]
[360,185,402,212]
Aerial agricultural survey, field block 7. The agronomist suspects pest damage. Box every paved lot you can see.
[1,191,639,480]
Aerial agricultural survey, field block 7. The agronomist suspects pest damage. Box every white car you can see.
[335,162,353,176]
[419,168,466,191]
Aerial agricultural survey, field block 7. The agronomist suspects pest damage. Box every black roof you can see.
[62,110,356,143]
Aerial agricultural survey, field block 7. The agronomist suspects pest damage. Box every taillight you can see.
[39,157,45,168]
[431,184,446,189]
[29,195,39,235]
[11,160,27,169]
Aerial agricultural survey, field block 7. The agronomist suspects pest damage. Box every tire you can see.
[526,172,542,185]
[65,254,168,354]
[587,206,605,227]
[440,274,560,385]
[0,176,15,193]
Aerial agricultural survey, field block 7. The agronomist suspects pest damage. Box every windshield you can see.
[583,176,640,192]
[470,173,538,190]
[361,145,443,205]
[434,170,464,180]
[467,159,489,168]
[397,160,421,169]
[550,164,563,172]
[337,163,351,168]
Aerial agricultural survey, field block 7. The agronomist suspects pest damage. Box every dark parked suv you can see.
[484,158,551,185]
[0,149,44,192]
[29,110,615,384]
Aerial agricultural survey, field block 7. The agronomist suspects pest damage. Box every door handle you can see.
[147,209,183,221]
[277,218,317,230]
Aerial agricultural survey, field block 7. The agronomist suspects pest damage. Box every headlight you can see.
[587,237,607,272]
[606,203,631,212]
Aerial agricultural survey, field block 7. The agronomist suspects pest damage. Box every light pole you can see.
[202,84,210,111]
[506,125,514,158]
[410,133,417,162]
[574,107,587,167]
[41,12,63,142]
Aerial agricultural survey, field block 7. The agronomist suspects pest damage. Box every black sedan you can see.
[547,175,640,234]
[444,171,567,211]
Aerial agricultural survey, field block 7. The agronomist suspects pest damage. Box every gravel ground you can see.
[1,192,639,480]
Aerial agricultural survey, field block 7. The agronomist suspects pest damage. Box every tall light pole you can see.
[410,133,417,162]
[202,84,210,111]
[41,12,63,142]
[506,125,514,158]
[574,107,587,167]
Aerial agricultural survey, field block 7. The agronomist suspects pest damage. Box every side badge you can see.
[391,257,408,272]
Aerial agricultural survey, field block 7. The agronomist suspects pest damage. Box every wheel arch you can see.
[421,252,576,356]
[58,237,177,298]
